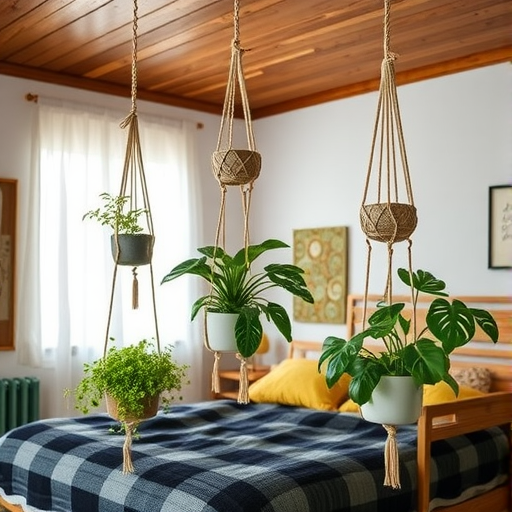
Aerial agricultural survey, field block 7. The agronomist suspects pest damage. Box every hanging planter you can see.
[204,312,239,352]
[360,376,423,425]
[199,0,264,404]
[111,233,154,266]
[106,392,160,423]
[161,239,314,403]
[212,149,261,186]
[212,0,260,189]
[360,202,417,243]
[65,340,188,472]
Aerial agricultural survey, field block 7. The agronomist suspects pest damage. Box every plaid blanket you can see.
[0,401,508,512]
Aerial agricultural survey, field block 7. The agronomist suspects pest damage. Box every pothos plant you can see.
[67,339,189,421]
[82,192,148,234]
[319,268,499,406]
[161,239,314,358]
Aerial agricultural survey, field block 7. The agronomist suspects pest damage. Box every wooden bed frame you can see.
[1,296,511,512]
[290,294,512,512]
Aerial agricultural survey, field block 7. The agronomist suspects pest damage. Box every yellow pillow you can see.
[339,398,360,413]
[249,358,351,411]
[422,381,485,405]
[338,381,485,413]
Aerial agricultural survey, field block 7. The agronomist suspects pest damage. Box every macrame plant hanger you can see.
[104,0,161,474]
[206,0,261,405]
[359,0,417,489]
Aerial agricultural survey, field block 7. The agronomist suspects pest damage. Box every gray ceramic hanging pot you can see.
[110,234,154,266]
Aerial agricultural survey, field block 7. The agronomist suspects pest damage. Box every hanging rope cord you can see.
[359,0,420,490]
[360,0,417,325]
[205,0,257,404]
[103,0,160,474]
[215,0,257,155]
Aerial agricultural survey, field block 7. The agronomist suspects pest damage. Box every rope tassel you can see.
[383,424,400,489]
[132,267,139,309]
[237,354,249,404]
[211,351,221,394]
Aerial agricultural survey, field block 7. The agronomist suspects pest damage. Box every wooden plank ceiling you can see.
[1,0,511,118]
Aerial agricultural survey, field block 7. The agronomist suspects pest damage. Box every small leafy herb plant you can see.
[83,192,148,234]
[67,339,188,421]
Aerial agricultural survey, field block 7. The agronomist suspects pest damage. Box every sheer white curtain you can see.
[16,98,204,417]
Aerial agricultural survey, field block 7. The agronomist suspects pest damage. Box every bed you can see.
[0,295,510,512]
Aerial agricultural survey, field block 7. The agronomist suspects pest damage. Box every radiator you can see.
[0,377,40,436]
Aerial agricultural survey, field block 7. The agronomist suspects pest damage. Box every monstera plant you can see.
[319,268,499,407]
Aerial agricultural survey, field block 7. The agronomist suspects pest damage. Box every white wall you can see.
[0,63,511,412]
[250,63,512,359]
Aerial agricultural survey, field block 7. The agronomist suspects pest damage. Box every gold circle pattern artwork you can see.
[293,226,348,324]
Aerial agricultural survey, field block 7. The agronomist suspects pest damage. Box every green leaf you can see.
[470,308,499,343]
[398,314,411,336]
[161,257,211,283]
[365,303,404,338]
[319,336,363,388]
[263,302,292,342]
[235,309,263,357]
[427,299,475,352]
[397,268,448,296]
[266,264,314,303]
[442,372,459,396]
[403,339,449,385]
[348,358,385,405]
[232,239,289,267]
[197,245,228,260]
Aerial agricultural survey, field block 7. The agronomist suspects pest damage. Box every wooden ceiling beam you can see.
[0,62,221,115]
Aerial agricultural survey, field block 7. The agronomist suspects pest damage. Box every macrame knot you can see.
[385,51,399,62]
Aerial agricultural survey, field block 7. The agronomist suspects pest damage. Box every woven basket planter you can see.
[212,149,261,186]
[360,202,417,243]
[106,392,160,423]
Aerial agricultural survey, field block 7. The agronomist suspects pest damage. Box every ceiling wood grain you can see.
[1,0,511,118]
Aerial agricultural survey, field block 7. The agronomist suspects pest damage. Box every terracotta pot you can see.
[110,233,154,266]
[205,312,239,352]
[360,375,423,425]
[105,392,159,423]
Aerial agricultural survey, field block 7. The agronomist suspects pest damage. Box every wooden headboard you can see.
[346,294,512,393]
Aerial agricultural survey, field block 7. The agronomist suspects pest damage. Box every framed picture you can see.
[488,185,512,269]
[293,226,348,324]
[0,179,17,350]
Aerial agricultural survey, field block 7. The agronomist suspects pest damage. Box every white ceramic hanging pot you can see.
[360,375,423,425]
[205,312,239,352]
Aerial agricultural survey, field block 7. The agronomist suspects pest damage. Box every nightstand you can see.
[214,366,271,400]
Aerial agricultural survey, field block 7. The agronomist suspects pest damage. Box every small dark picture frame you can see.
[488,185,512,269]
[0,179,17,350]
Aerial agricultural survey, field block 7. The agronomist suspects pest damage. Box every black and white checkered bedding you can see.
[0,400,509,512]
